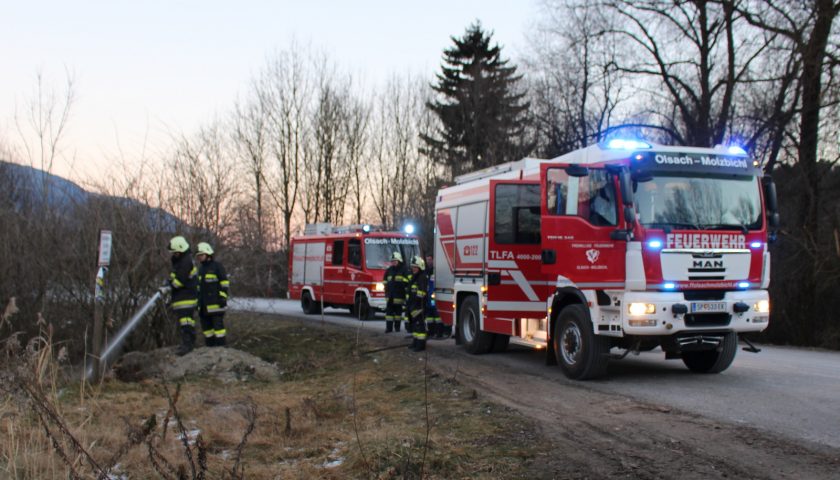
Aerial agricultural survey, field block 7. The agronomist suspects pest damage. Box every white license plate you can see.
[690,302,727,313]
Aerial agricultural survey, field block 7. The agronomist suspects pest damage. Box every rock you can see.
[113,347,278,383]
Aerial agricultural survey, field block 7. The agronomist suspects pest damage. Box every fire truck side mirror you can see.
[768,212,780,229]
[763,179,778,214]
[619,171,634,206]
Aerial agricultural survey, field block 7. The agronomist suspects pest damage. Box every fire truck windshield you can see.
[633,174,762,231]
[364,242,420,269]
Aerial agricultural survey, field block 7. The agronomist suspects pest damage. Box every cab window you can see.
[332,240,344,265]
[546,167,617,226]
[348,239,362,268]
[494,183,541,244]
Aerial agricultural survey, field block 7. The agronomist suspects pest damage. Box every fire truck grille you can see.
[684,313,731,327]
[683,290,727,301]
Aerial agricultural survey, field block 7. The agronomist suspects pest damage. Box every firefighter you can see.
[164,235,199,356]
[196,242,230,347]
[383,251,408,333]
[407,255,428,351]
[424,255,444,339]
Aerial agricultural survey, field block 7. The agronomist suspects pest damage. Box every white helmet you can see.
[391,251,403,262]
[410,255,425,271]
[196,242,214,256]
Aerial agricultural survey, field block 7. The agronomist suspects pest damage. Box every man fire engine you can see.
[433,139,778,379]
[288,223,420,319]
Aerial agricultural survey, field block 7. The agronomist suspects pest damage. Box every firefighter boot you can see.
[408,338,417,350]
[385,321,393,333]
[216,336,227,347]
[175,327,194,356]
[205,336,216,347]
[414,339,427,352]
[394,319,401,332]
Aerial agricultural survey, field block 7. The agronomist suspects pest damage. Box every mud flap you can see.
[545,333,558,366]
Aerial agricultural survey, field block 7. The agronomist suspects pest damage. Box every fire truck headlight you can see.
[628,303,656,316]
[374,282,385,292]
[753,300,770,314]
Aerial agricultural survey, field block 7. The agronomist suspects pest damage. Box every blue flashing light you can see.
[663,282,677,290]
[750,241,762,249]
[727,145,747,155]
[606,139,652,150]
[647,239,663,249]
[362,224,371,233]
[738,281,750,289]
[404,223,416,235]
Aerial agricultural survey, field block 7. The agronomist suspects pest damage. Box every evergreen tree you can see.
[422,22,532,178]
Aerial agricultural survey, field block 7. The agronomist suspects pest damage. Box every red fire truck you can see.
[288,224,420,318]
[434,139,778,379]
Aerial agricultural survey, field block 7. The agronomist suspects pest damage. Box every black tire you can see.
[301,291,321,315]
[354,294,373,320]
[459,296,494,354]
[490,334,510,353]
[553,304,610,380]
[682,332,738,373]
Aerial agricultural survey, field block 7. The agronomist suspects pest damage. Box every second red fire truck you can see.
[288,223,420,318]
[434,139,778,379]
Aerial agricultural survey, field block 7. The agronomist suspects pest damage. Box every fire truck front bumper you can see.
[368,295,387,311]
[619,290,770,336]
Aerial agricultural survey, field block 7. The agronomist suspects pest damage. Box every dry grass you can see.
[1,309,549,479]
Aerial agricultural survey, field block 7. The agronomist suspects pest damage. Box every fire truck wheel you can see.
[553,304,609,380]
[301,291,321,315]
[681,332,738,373]
[354,294,373,320]
[459,296,493,354]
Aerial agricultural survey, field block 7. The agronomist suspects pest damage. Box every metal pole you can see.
[91,267,106,382]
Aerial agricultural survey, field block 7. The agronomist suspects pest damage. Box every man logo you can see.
[693,260,724,269]
[586,249,600,264]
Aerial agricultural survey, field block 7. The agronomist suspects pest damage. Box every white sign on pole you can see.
[98,230,113,266]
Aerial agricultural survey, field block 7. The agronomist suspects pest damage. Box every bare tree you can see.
[260,47,313,248]
[168,121,240,238]
[233,92,272,250]
[588,0,769,146]
[369,75,437,230]
[344,92,372,224]
[525,0,626,156]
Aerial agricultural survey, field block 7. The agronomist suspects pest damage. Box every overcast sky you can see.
[1,1,537,182]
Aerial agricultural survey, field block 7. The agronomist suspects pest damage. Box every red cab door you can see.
[486,180,550,332]
[540,164,625,289]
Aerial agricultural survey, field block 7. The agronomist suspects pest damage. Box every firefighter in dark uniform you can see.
[196,242,230,347]
[407,255,429,351]
[424,254,444,339]
[383,251,408,333]
[165,236,199,356]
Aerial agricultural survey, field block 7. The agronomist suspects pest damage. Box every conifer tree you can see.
[422,22,532,178]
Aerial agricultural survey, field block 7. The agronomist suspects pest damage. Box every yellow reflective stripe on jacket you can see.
[170,272,185,288]
[219,291,228,298]
[172,299,198,309]
[220,280,230,287]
